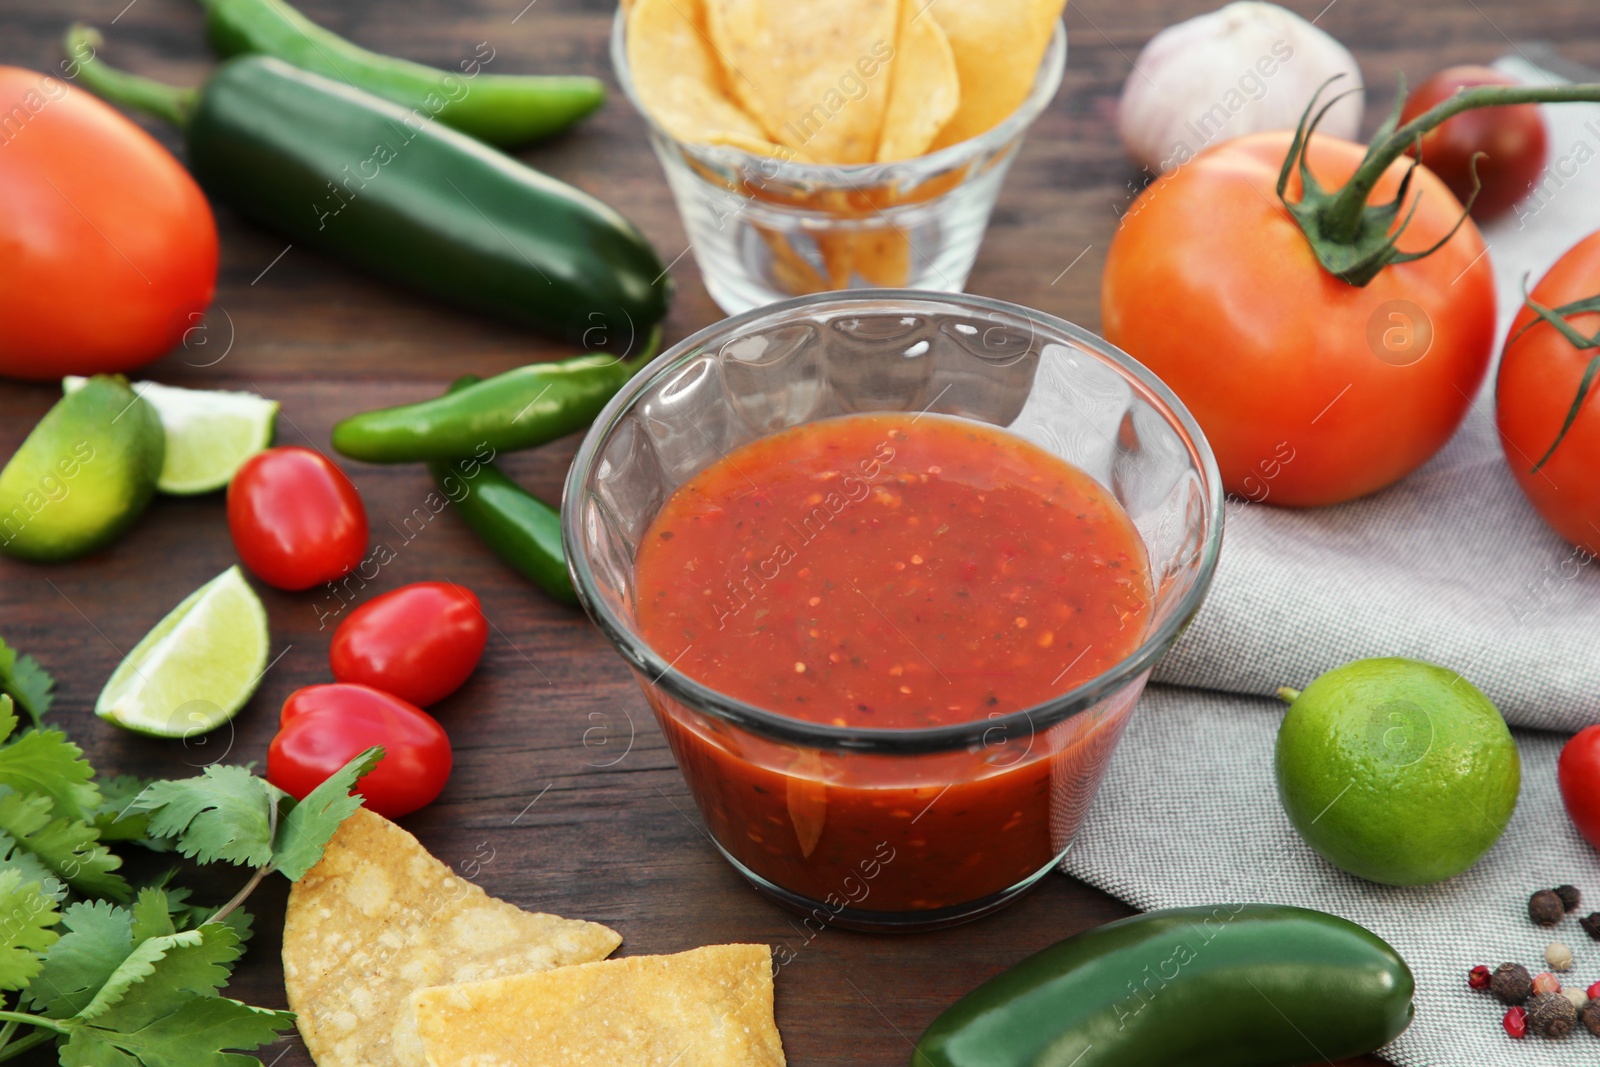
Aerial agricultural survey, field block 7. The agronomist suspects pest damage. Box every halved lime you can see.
[0,375,163,562]
[65,377,277,495]
[96,566,270,739]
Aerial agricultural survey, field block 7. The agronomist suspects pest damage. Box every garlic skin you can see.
[1119,2,1364,173]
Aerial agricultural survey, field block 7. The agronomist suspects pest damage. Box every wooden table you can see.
[2,0,1595,1063]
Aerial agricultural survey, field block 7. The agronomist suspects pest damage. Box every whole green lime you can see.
[1275,657,1520,887]
[0,375,164,561]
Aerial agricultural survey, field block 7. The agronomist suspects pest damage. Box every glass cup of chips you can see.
[611,0,1067,315]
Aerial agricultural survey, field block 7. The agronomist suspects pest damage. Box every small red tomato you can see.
[1559,724,1600,852]
[330,582,487,707]
[228,447,367,591]
[268,683,451,818]
[1400,66,1547,221]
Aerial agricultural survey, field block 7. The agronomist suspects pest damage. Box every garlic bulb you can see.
[1118,2,1364,173]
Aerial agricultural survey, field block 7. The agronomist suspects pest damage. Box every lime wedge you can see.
[65,377,278,495]
[96,566,270,739]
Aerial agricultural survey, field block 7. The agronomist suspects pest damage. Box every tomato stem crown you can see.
[1508,286,1600,472]
[1280,76,1600,288]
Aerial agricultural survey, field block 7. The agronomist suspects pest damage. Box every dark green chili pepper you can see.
[196,0,605,146]
[332,329,660,463]
[66,27,670,346]
[431,377,575,605]
[913,904,1413,1067]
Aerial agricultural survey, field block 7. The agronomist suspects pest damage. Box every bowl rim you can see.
[608,9,1068,185]
[562,290,1226,754]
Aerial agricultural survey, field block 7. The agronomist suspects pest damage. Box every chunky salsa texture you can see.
[634,413,1153,913]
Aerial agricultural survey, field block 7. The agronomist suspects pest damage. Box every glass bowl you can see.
[610,11,1067,315]
[564,291,1224,930]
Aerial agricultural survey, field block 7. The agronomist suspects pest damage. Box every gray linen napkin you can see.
[1062,57,1600,1066]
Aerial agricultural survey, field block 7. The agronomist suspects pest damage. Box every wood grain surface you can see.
[2,0,1595,1063]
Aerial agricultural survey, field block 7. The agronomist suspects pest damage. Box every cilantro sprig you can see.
[0,640,384,1066]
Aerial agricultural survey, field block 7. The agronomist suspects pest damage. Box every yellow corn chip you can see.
[852,227,913,287]
[877,0,960,161]
[628,0,771,146]
[283,808,621,1067]
[413,944,787,1067]
[926,0,1066,148]
[706,0,898,163]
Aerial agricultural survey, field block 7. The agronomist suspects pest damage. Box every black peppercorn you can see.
[1555,885,1582,912]
[1530,889,1566,926]
[1581,913,1600,942]
[1528,992,1577,1038]
[1580,998,1600,1037]
[1491,962,1534,1005]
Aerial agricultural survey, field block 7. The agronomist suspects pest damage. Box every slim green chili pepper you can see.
[66,26,669,345]
[913,904,1413,1067]
[431,377,575,605]
[332,328,660,464]
[196,0,605,146]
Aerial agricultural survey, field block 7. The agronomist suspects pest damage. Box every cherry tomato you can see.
[330,582,488,707]
[1400,66,1546,222]
[1102,130,1495,507]
[0,67,217,380]
[228,447,368,591]
[1495,231,1600,556]
[1559,724,1600,853]
[268,683,452,818]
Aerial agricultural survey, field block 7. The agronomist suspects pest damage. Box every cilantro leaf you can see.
[0,792,128,900]
[95,777,165,848]
[128,888,175,944]
[29,899,134,1018]
[0,712,102,821]
[131,766,284,869]
[272,747,383,881]
[90,922,242,1034]
[62,993,294,1067]
[158,885,252,944]
[0,638,55,728]
[76,930,204,1022]
[0,866,61,990]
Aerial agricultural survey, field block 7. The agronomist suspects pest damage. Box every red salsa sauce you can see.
[634,413,1153,914]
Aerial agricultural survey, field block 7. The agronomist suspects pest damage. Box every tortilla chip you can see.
[628,0,771,146]
[877,1,960,161]
[927,0,1066,148]
[283,808,621,1067]
[413,944,786,1067]
[852,227,913,287]
[706,0,897,163]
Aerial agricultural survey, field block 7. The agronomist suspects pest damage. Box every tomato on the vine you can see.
[1400,66,1546,222]
[1102,129,1495,507]
[1559,725,1600,853]
[331,582,487,707]
[268,683,452,819]
[1496,231,1600,556]
[228,447,368,591]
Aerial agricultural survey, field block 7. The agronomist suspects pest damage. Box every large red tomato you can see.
[1496,231,1600,555]
[1102,130,1496,507]
[0,66,217,380]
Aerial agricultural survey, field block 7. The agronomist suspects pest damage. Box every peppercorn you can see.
[1562,986,1588,1011]
[1534,971,1562,996]
[1468,964,1492,990]
[1546,943,1575,972]
[1581,998,1600,1038]
[1531,889,1566,926]
[1556,885,1582,912]
[1528,991,1577,1037]
[1492,962,1534,1004]
[1504,1005,1528,1039]
[1581,913,1600,941]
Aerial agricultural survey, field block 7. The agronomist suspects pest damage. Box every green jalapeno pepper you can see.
[66,27,669,346]
[913,904,1413,1067]
[195,0,605,146]
[332,329,659,464]
[430,377,575,605]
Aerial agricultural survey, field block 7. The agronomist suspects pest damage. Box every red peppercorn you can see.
[1504,1006,1528,1039]
[1469,965,1492,989]
[1533,971,1562,996]
[1589,980,1600,1000]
